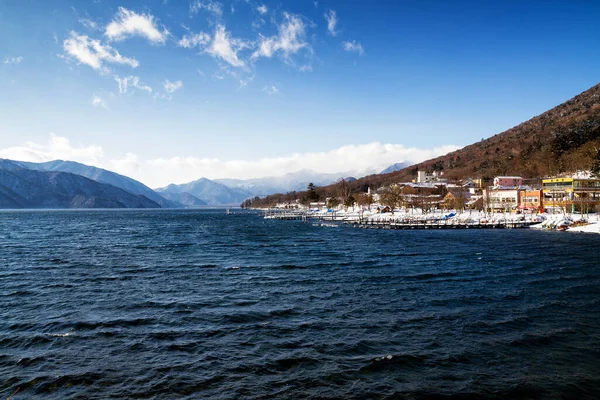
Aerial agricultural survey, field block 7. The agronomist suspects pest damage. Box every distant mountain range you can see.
[214,169,357,196]
[155,169,366,205]
[0,157,408,208]
[0,159,160,209]
[156,178,252,206]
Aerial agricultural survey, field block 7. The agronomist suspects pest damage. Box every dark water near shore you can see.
[1,209,600,399]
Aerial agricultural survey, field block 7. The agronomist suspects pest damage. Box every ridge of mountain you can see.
[244,82,600,206]
[384,83,600,183]
[16,159,178,208]
[0,160,161,209]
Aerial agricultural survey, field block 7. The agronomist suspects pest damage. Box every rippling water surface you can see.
[1,209,600,399]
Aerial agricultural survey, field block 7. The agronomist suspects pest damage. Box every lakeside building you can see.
[483,188,521,213]
[542,177,600,213]
[416,170,448,184]
[518,189,544,212]
[442,188,473,210]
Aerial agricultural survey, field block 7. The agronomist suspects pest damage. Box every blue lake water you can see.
[1,209,599,399]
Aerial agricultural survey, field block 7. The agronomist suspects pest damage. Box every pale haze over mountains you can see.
[0,135,459,189]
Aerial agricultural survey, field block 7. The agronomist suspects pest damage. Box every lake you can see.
[1,209,599,399]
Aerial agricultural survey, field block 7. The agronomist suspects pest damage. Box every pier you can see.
[346,219,536,230]
[263,209,537,230]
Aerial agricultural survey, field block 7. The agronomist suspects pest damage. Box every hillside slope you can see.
[0,160,160,209]
[17,160,178,208]
[388,83,600,183]
[246,83,600,207]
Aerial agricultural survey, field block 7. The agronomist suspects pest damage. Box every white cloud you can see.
[114,75,152,94]
[109,152,141,176]
[263,85,279,95]
[343,40,364,55]
[3,56,23,65]
[190,0,223,17]
[79,18,99,31]
[164,79,183,93]
[105,7,167,44]
[0,134,104,166]
[91,95,108,109]
[178,31,211,48]
[206,25,248,67]
[257,4,268,14]
[0,136,460,187]
[324,10,337,36]
[252,13,310,63]
[62,31,139,72]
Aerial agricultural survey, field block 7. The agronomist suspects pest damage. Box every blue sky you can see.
[1,0,599,186]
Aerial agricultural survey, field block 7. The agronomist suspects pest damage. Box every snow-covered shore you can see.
[303,207,600,234]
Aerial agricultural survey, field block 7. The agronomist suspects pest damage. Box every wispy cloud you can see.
[91,95,108,109]
[257,4,268,15]
[105,7,167,44]
[263,85,279,95]
[206,25,248,67]
[114,75,152,94]
[62,32,139,73]
[252,13,310,64]
[3,56,23,65]
[164,79,183,93]
[324,10,337,36]
[178,31,211,48]
[79,18,100,31]
[190,0,223,17]
[343,40,364,55]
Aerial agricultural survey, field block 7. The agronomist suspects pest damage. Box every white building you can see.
[483,188,521,212]
[417,170,447,183]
